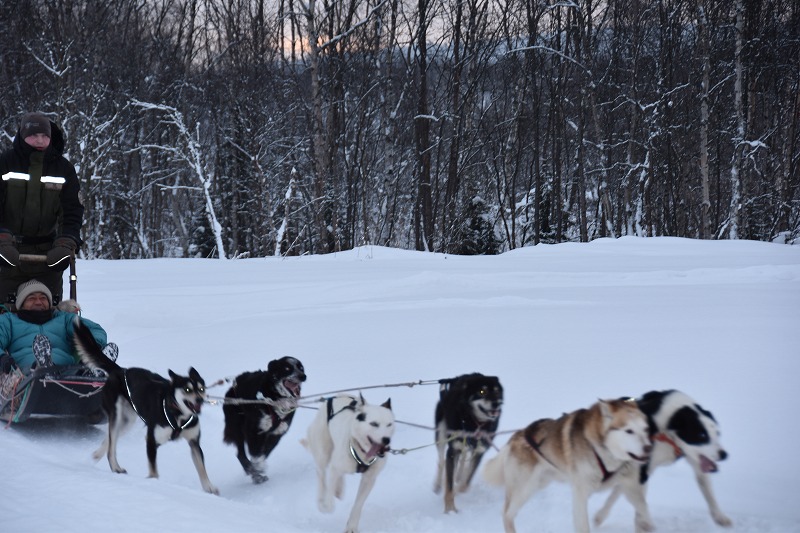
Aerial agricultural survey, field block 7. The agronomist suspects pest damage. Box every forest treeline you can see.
[1,0,798,258]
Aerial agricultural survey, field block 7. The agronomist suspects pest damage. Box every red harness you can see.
[654,432,683,458]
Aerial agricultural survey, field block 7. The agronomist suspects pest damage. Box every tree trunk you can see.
[414,0,434,251]
[726,0,746,239]
[698,4,712,239]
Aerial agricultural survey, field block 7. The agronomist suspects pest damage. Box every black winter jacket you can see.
[0,120,83,246]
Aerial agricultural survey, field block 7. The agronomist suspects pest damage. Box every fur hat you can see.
[16,279,52,308]
[19,112,51,138]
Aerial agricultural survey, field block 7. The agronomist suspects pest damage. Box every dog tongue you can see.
[699,455,717,473]
[285,380,301,397]
[366,442,384,460]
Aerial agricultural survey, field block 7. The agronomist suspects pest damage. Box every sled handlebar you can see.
[19,254,47,263]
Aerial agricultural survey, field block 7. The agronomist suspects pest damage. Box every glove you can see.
[46,236,78,269]
[0,352,16,373]
[0,232,18,268]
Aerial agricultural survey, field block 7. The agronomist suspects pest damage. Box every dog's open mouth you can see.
[364,437,390,460]
[185,399,203,414]
[628,452,649,463]
[479,405,502,420]
[284,379,302,398]
[699,454,718,473]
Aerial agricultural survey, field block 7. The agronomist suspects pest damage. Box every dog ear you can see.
[598,399,614,423]
[168,369,177,381]
[188,367,202,381]
[381,398,392,411]
[359,392,366,405]
[266,359,280,373]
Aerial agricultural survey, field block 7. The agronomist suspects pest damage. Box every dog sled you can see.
[0,364,105,424]
[0,253,107,425]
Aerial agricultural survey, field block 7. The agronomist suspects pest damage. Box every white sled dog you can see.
[302,394,394,533]
[483,398,651,533]
[594,390,731,531]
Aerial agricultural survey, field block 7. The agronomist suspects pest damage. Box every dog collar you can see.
[349,441,378,473]
[654,432,684,458]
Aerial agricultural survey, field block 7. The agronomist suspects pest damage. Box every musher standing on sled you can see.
[0,112,84,308]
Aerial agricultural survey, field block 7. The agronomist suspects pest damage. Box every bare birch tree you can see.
[131,101,227,258]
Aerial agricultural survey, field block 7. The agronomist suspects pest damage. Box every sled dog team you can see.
[74,320,730,533]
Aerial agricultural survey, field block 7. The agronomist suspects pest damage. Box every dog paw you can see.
[593,509,609,527]
[318,496,334,514]
[635,517,655,533]
[204,484,220,495]
[444,496,458,514]
[713,512,733,527]
[251,472,268,484]
[432,482,442,494]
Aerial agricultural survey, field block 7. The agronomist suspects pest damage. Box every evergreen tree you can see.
[457,195,499,255]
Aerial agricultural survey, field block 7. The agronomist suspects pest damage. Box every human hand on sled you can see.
[0,231,19,267]
[46,236,77,269]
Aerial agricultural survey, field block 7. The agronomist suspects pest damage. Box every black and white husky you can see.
[223,356,306,483]
[302,394,394,533]
[434,373,503,513]
[594,389,730,531]
[73,318,218,494]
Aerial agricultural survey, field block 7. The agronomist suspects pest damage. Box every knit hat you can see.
[16,280,52,308]
[19,112,51,138]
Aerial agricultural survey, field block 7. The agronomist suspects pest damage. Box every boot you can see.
[32,334,53,368]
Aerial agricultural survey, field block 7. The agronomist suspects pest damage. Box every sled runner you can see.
[0,254,107,425]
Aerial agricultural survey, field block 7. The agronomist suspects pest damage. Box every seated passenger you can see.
[0,279,108,371]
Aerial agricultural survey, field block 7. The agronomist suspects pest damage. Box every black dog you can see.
[433,372,503,513]
[72,318,217,494]
[223,356,306,483]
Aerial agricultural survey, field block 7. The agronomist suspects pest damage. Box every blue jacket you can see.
[0,311,107,369]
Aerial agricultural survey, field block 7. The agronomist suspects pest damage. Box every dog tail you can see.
[73,317,120,374]
[482,446,507,486]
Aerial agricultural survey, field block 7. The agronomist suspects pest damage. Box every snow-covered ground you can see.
[2,237,798,533]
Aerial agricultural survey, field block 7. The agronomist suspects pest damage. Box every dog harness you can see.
[123,369,196,438]
[590,448,616,482]
[326,396,359,421]
[163,399,196,438]
[654,432,683,458]
[523,424,617,483]
[325,397,377,473]
[349,443,378,473]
